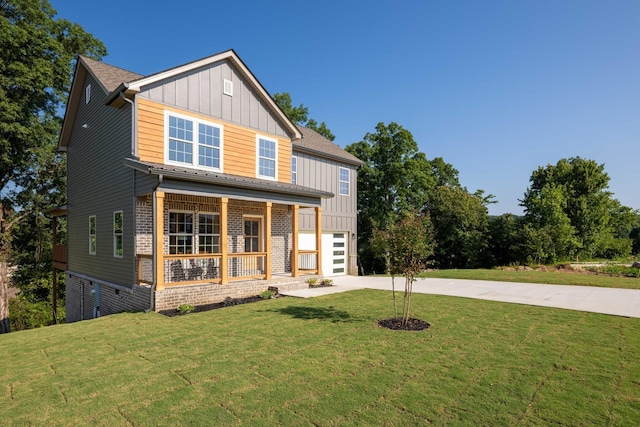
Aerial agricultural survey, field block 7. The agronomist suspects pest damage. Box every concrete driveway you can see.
[299,276,640,318]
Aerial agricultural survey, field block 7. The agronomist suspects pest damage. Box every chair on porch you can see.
[171,260,186,282]
[204,259,219,279]
[188,259,204,280]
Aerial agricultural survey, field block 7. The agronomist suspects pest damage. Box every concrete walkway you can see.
[281,275,640,319]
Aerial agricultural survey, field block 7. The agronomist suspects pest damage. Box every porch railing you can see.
[228,252,267,280]
[298,250,318,272]
[164,254,222,284]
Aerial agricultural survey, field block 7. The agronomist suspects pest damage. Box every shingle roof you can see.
[80,55,143,93]
[294,126,363,166]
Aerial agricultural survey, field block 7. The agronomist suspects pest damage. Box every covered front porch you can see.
[136,192,324,291]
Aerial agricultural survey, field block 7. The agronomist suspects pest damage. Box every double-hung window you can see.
[113,211,123,258]
[291,156,297,184]
[257,136,277,180]
[169,212,193,254]
[169,212,221,254]
[198,214,220,254]
[166,112,222,171]
[89,216,96,255]
[339,167,350,195]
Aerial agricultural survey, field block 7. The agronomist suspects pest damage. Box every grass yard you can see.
[419,268,640,290]
[1,289,639,426]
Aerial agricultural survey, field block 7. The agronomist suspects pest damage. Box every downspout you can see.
[119,92,138,159]
[145,174,164,313]
[120,91,141,305]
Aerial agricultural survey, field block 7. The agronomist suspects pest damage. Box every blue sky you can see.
[53,0,639,215]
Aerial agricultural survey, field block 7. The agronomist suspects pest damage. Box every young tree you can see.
[371,212,435,325]
[273,92,335,141]
[0,0,106,333]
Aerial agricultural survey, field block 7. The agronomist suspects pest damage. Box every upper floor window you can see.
[339,167,350,196]
[166,112,222,171]
[113,211,123,258]
[291,156,297,185]
[89,215,96,255]
[85,84,91,104]
[257,136,277,180]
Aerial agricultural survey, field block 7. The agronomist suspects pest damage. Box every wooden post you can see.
[154,191,165,291]
[265,202,272,280]
[315,207,323,276]
[220,198,228,284]
[291,205,299,277]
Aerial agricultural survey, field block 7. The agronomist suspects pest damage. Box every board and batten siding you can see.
[66,72,136,287]
[138,59,287,138]
[295,151,358,258]
[137,98,292,183]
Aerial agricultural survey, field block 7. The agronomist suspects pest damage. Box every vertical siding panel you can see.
[200,70,210,115]
[187,72,199,112]
[164,81,176,105]
[210,66,222,117]
[250,95,259,129]
[148,85,162,101]
[241,79,250,125]
[175,77,188,108]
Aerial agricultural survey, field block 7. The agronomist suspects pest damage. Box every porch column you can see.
[220,197,228,284]
[291,205,299,277]
[315,207,323,276]
[154,191,165,291]
[265,202,272,280]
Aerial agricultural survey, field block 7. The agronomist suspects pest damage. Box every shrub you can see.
[305,278,318,287]
[260,290,275,300]
[177,304,195,314]
[9,296,64,331]
[320,279,333,287]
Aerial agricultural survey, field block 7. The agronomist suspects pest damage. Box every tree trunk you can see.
[0,262,9,333]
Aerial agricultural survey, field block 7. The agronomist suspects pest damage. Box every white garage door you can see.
[298,232,347,276]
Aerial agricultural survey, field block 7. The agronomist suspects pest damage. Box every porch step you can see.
[268,281,310,293]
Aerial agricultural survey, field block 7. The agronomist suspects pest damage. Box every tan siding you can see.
[136,98,292,180]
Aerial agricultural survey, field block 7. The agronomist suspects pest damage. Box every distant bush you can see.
[9,296,64,331]
[177,304,195,314]
[585,265,640,278]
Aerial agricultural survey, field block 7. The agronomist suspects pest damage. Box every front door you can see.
[243,217,263,274]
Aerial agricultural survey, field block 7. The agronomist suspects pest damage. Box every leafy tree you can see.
[371,212,435,325]
[273,92,335,141]
[425,186,490,268]
[346,122,459,273]
[0,0,106,332]
[520,157,635,261]
[486,214,523,267]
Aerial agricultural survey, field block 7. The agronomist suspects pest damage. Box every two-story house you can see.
[57,50,361,321]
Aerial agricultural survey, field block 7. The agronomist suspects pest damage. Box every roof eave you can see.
[292,144,364,167]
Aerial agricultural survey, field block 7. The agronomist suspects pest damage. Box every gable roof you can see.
[294,126,363,166]
[59,50,302,150]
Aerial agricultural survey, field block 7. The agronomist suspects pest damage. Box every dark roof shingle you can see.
[294,126,362,166]
[80,56,143,93]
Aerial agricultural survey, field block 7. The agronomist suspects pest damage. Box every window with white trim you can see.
[168,211,220,254]
[166,112,223,171]
[257,136,277,180]
[198,213,220,254]
[89,215,96,255]
[339,167,350,195]
[291,156,297,184]
[85,84,91,104]
[113,211,123,258]
[168,212,193,254]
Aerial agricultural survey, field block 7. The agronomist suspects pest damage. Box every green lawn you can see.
[419,268,640,289]
[1,290,639,426]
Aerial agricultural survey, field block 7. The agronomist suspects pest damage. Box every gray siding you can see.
[139,60,287,137]
[67,73,136,287]
[295,151,358,258]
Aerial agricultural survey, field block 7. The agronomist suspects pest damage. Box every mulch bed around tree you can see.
[160,295,282,317]
[378,317,431,331]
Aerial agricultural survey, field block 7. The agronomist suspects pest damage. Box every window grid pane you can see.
[198,214,220,254]
[258,138,276,178]
[168,116,194,165]
[198,123,221,168]
[339,168,350,195]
